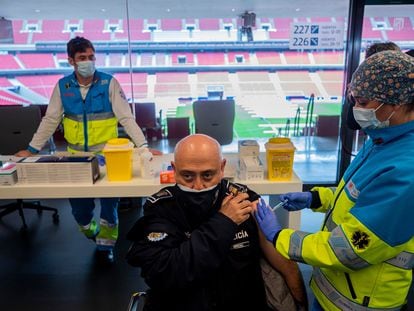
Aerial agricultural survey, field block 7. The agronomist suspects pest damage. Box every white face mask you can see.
[76,60,95,78]
[352,103,395,129]
[177,183,218,193]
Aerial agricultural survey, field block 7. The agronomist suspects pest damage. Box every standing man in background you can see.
[16,36,160,265]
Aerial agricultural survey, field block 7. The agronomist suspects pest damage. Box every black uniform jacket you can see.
[126,179,269,311]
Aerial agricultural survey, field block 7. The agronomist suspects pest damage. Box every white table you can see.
[0,153,302,229]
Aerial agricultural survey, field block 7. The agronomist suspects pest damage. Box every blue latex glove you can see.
[279,192,312,211]
[96,154,106,166]
[255,198,282,243]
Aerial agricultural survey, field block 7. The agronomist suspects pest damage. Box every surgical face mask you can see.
[352,103,395,129]
[76,60,95,78]
[176,183,220,227]
[177,184,218,193]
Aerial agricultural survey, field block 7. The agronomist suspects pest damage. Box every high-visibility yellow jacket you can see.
[58,71,118,153]
[276,121,414,310]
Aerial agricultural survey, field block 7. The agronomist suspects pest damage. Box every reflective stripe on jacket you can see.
[58,71,118,152]
[276,120,414,310]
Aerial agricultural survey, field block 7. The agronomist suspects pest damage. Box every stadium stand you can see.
[32,20,70,42]
[269,18,291,40]
[237,71,276,94]
[127,19,151,41]
[11,20,29,44]
[228,51,250,64]
[3,16,413,114]
[18,53,56,69]
[0,90,31,106]
[256,51,283,65]
[197,52,226,65]
[312,51,344,64]
[278,71,312,82]
[387,17,414,41]
[161,19,183,31]
[155,72,191,97]
[280,82,320,97]
[155,53,166,66]
[199,18,220,31]
[111,19,128,41]
[171,52,195,65]
[154,84,191,96]
[114,73,148,99]
[237,71,271,82]
[109,53,123,67]
[15,74,62,99]
[55,53,70,67]
[0,78,13,87]
[125,53,139,67]
[156,72,188,83]
[362,17,383,40]
[317,70,344,82]
[140,53,153,66]
[284,51,311,65]
[222,18,236,30]
[80,19,111,41]
[94,53,106,67]
[197,71,230,83]
[0,54,21,69]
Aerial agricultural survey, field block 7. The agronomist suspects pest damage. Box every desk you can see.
[0,154,302,229]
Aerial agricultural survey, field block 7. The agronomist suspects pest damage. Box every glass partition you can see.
[0,0,356,183]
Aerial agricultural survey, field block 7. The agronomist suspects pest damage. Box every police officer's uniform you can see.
[127,179,270,311]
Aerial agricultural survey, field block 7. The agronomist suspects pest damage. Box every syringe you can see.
[271,199,288,211]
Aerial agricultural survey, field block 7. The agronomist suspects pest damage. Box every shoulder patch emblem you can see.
[148,189,173,203]
[346,180,360,200]
[147,232,168,242]
[351,230,370,250]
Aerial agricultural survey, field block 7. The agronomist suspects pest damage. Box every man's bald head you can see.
[174,134,222,162]
[172,134,225,190]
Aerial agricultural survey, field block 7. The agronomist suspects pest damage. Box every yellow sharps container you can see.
[103,138,133,181]
[265,137,295,181]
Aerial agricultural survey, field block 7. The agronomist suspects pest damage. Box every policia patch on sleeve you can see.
[351,230,370,250]
[147,189,173,204]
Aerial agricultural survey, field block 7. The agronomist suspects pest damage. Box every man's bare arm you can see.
[259,230,308,310]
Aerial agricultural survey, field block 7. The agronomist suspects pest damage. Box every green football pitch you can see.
[171,102,342,138]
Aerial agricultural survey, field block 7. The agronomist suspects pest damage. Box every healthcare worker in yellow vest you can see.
[16,36,161,265]
[255,50,414,311]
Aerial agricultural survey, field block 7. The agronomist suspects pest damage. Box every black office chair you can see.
[193,99,235,145]
[133,102,162,141]
[0,105,59,231]
[127,292,146,311]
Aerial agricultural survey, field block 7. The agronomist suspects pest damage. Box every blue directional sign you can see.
[289,22,344,50]
[311,25,319,34]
